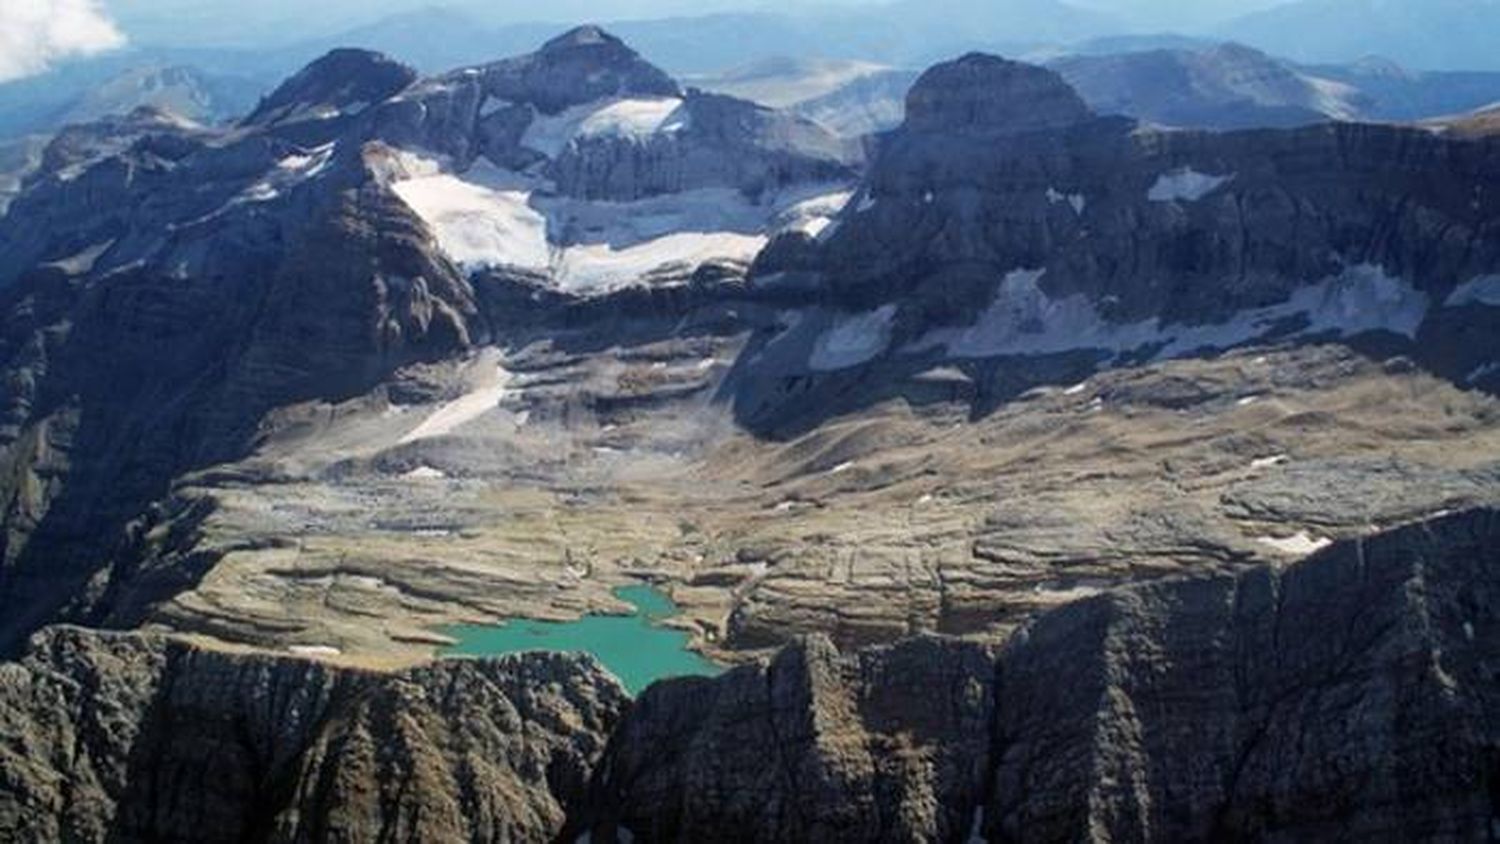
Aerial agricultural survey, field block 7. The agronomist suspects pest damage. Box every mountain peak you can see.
[244,48,416,127]
[904,53,1092,135]
[490,26,681,114]
[541,24,621,52]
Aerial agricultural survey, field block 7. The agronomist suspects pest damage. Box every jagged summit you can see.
[540,24,621,52]
[480,25,681,114]
[243,48,417,127]
[904,52,1093,134]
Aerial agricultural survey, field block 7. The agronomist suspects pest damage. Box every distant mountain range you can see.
[1219,0,1500,72]
[7,1,1500,143]
[692,41,1500,138]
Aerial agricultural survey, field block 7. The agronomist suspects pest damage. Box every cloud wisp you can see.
[0,0,126,83]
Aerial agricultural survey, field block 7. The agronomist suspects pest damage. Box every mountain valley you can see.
[2,19,1500,842]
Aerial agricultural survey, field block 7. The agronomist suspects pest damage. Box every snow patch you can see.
[277,142,337,179]
[1256,532,1332,556]
[1046,187,1086,215]
[1148,167,1233,202]
[391,152,550,272]
[522,97,687,158]
[776,189,854,240]
[1249,454,1288,470]
[924,264,1427,361]
[552,231,766,293]
[45,240,113,275]
[1446,275,1500,307]
[391,150,847,294]
[400,465,447,481]
[288,645,342,658]
[810,305,897,371]
[399,357,512,444]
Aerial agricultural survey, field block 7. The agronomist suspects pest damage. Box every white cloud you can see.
[0,0,126,83]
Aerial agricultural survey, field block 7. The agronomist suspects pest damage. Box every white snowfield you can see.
[1256,532,1333,556]
[521,96,688,158]
[920,263,1428,361]
[1046,186,1086,215]
[776,189,855,240]
[1148,167,1234,202]
[552,231,769,292]
[390,153,552,271]
[389,149,852,294]
[399,353,513,445]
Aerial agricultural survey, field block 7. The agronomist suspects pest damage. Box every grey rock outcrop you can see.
[0,91,476,652]
[490,25,682,115]
[904,53,1091,136]
[243,48,419,129]
[739,52,1500,432]
[0,627,628,843]
[583,507,1500,842]
[985,506,1500,840]
[580,635,995,843]
[2,511,1498,842]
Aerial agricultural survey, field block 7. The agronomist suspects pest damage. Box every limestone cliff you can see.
[584,507,1500,842]
[0,628,627,842]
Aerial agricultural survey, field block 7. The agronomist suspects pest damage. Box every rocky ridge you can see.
[739,50,1500,433]
[3,508,1498,841]
[581,506,1500,842]
[0,626,627,842]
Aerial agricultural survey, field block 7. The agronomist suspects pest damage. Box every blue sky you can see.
[106,0,1292,46]
[0,0,1298,83]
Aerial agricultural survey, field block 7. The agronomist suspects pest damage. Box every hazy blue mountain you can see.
[749,41,1500,137]
[1220,0,1500,71]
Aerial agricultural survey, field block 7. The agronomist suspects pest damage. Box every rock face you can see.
[904,53,1092,136]
[0,101,475,652]
[582,507,1500,842]
[1,511,1497,842]
[244,49,419,129]
[0,27,855,655]
[369,24,856,202]
[740,53,1500,433]
[0,627,628,843]
[579,635,995,843]
[986,506,1500,840]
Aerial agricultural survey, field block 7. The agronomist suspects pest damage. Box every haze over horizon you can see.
[0,0,1328,83]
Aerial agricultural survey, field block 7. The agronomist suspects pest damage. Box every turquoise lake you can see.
[441,584,723,694]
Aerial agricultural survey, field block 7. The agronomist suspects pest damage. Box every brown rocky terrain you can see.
[0,626,627,842]
[108,341,1500,670]
[4,508,1497,842]
[580,507,1500,842]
